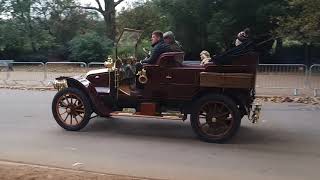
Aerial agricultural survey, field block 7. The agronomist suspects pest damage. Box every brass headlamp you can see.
[137,68,148,84]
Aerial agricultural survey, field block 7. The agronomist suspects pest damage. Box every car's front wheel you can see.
[52,87,92,131]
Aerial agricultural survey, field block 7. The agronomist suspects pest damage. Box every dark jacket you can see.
[169,41,183,52]
[170,40,183,52]
[141,39,171,64]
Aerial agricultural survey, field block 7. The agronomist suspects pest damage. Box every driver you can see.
[141,30,171,64]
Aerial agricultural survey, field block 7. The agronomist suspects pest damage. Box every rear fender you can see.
[190,88,249,115]
[224,91,251,116]
[185,88,222,113]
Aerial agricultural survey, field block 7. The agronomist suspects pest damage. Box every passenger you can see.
[163,31,183,52]
[141,30,171,64]
[235,28,251,46]
[200,50,212,65]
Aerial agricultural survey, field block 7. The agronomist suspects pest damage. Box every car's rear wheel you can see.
[190,94,241,143]
[52,87,92,131]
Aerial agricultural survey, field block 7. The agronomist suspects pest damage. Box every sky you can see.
[78,0,139,11]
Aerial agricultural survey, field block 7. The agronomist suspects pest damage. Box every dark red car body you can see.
[51,29,261,143]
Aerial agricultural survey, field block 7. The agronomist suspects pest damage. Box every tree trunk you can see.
[27,13,36,52]
[19,1,37,52]
[103,11,116,41]
[104,0,116,41]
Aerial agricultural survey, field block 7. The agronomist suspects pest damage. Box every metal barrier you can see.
[309,64,320,97]
[256,64,308,95]
[45,62,87,84]
[7,62,46,86]
[2,61,320,97]
[0,67,9,85]
[0,60,13,85]
[88,62,105,69]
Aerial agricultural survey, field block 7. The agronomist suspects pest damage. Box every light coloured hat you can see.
[163,31,175,40]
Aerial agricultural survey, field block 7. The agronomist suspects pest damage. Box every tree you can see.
[207,0,287,50]
[276,0,320,44]
[73,0,126,41]
[117,1,169,39]
[0,19,26,57]
[0,0,7,15]
[155,0,287,57]
[9,0,38,52]
[68,32,113,63]
[156,0,214,57]
[0,0,105,61]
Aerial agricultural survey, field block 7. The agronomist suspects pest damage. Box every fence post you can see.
[294,89,299,96]
[44,63,48,82]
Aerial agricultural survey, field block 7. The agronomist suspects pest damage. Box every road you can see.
[0,89,320,180]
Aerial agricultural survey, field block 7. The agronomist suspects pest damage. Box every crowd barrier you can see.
[44,62,87,84]
[256,64,308,95]
[88,62,105,69]
[309,64,320,97]
[0,67,9,83]
[9,62,46,85]
[0,61,319,96]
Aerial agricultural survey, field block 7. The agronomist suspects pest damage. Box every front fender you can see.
[55,76,112,117]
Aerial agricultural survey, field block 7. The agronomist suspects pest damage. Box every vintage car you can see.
[51,29,261,143]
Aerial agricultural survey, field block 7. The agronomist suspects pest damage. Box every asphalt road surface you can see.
[0,89,320,180]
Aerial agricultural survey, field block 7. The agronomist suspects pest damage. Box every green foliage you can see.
[276,0,320,43]
[0,0,106,61]
[1,0,319,61]
[0,20,26,55]
[0,0,8,16]
[116,39,150,60]
[282,39,303,47]
[155,0,212,54]
[117,1,169,39]
[68,32,113,63]
[155,0,288,54]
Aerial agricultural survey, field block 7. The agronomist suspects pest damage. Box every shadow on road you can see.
[74,116,289,146]
[51,114,320,158]
[82,117,195,141]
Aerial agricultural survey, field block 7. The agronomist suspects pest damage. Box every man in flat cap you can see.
[163,31,183,52]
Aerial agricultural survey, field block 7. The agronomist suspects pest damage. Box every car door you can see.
[163,67,200,99]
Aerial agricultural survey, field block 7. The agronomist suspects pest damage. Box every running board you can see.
[110,112,184,121]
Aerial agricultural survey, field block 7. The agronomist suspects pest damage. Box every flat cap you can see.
[163,31,175,39]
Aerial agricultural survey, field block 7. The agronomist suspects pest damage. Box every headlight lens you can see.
[53,79,68,90]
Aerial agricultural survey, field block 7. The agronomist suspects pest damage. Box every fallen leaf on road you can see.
[72,163,84,167]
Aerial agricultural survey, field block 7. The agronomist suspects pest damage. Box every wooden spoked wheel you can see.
[197,102,234,138]
[52,88,92,131]
[56,93,85,126]
[191,94,241,143]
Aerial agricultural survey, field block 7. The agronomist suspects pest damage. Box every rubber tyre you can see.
[52,87,92,131]
[190,94,241,143]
